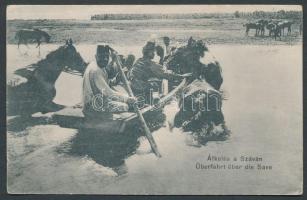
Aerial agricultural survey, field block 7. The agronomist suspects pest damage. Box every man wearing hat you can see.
[163,36,171,57]
[129,41,190,103]
[82,45,136,119]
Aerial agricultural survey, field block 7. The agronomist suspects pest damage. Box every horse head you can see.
[34,28,51,43]
[165,37,208,75]
[165,37,222,90]
[201,61,223,90]
[61,39,88,74]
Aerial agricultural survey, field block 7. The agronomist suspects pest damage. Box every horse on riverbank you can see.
[266,22,282,40]
[278,21,294,35]
[15,29,51,48]
[243,20,268,36]
[243,22,261,36]
[266,22,276,37]
[257,19,269,36]
[7,39,88,116]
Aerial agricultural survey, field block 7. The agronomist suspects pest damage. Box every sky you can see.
[7,5,302,20]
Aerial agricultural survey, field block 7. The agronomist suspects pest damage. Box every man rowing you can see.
[128,41,191,103]
[82,45,137,119]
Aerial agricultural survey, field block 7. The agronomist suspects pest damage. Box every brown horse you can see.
[7,39,88,116]
[266,21,283,40]
[266,22,276,36]
[272,24,282,40]
[278,21,294,35]
[165,37,223,91]
[259,19,269,36]
[166,38,228,144]
[243,22,261,36]
[15,29,51,48]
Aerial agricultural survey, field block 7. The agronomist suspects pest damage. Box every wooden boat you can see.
[52,79,187,134]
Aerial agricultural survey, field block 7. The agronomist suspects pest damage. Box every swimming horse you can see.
[164,37,223,91]
[164,37,228,144]
[7,39,88,116]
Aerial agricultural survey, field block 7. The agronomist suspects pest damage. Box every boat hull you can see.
[52,106,166,135]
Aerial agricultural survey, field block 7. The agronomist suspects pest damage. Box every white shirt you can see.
[82,61,128,107]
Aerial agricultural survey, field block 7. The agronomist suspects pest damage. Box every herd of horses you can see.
[243,19,302,40]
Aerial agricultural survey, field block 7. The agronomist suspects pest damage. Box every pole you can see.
[112,50,162,157]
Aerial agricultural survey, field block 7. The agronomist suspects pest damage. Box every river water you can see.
[7,44,302,194]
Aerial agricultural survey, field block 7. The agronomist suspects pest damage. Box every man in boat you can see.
[129,41,191,103]
[82,45,137,119]
[108,53,135,85]
[163,36,171,57]
[155,36,173,65]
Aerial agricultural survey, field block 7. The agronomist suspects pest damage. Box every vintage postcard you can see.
[6,5,303,194]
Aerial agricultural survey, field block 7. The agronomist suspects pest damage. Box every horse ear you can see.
[188,37,194,47]
[68,38,73,46]
[65,40,69,45]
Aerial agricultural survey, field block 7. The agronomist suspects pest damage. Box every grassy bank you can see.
[7,18,302,46]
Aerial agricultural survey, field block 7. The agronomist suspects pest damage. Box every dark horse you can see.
[7,39,88,116]
[266,22,282,40]
[266,22,276,37]
[272,24,282,41]
[278,21,294,36]
[164,37,228,144]
[243,22,261,36]
[15,29,51,48]
[257,19,269,36]
[164,37,223,91]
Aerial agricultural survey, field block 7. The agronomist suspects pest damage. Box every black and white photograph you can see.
[6,5,303,194]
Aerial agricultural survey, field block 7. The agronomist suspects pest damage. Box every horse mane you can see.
[164,39,207,79]
[166,38,207,63]
[14,45,67,79]
[37,45,65,65]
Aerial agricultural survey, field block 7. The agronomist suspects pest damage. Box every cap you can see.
[142,41,156,55]
[96,45,110,55]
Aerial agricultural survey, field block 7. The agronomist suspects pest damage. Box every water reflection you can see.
[68,128,140,170]
[186,122,231,146]
[64,110,166,172]
[7,115,54,132]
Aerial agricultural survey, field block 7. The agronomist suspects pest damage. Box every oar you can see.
[112,51,162,158]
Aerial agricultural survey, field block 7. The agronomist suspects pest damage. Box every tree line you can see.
[234,10,302,19]
[91,10,302,20]
[91,13,232,20]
